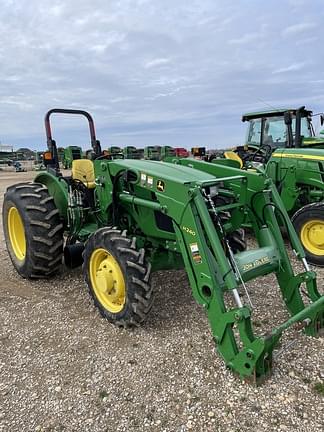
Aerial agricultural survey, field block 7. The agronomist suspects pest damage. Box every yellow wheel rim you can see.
[300,219,324,256]
[89,248,126,313]
[8,206,26,261]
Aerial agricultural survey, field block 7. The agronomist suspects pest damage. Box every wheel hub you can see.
[96,259,121,299]
[7,206,26,261]
[89,248,126,313]
[301,220,324,255]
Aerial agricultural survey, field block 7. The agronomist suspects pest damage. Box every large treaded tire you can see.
[82,227,153,327]
[227,228,246,253]
[292,202,324,266]
[3,182,64,278]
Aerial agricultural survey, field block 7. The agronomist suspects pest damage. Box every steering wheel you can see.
[234,144,273,165]
[250,144,273,163]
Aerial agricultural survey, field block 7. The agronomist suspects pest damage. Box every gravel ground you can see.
[0,170,323,432]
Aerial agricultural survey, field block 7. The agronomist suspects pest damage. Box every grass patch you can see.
[314,382,324,395]
[99,389,109,400]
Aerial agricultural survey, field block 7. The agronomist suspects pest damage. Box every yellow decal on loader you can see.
[182,226,196,236]
[242,256,270,272]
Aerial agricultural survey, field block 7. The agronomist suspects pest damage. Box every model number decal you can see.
[182,226,196,236]
[242,256,270,271]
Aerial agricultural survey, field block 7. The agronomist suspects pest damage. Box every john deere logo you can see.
[157,180,165,192]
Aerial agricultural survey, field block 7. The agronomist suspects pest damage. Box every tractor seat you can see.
[224,151,243,169]
[71,159,96,189]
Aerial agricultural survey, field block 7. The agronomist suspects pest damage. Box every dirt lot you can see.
[0,170,323,432]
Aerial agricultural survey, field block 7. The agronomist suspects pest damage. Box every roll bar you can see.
[44,108,102,170]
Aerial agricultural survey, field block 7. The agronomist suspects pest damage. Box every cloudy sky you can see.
[1,0,323,151]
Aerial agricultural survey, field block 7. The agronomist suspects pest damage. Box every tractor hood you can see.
[99,159,219,185]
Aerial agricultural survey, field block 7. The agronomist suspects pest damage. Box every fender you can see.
[34,171,68,220]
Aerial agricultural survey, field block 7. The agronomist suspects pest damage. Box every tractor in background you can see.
[221,106,324,266]
[106,146,124,159]
[144,145,161,160]
[160,146,176,159]
[123,146,143,159]
[3,108,324,384]
[191,147,206,159]
[62,145,83,169]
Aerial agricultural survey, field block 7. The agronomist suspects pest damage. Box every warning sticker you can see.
[147,176,153,187]
[141,172,147,183]
[190,242,202,264]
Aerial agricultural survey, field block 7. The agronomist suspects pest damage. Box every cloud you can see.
[0,0,323,150]
[282,22,317,36]
[272,62,307,74]
[144,58,172,68]
[228,32,260,45]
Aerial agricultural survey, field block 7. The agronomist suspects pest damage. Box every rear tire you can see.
[3,182,64,278]
[83,227,153,327]
[292,203,324,266]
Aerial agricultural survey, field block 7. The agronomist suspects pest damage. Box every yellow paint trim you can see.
[89,248,126,313]
[8,206,26,261]
[272,153,324,162]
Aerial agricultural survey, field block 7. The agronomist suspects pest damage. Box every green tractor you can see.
[3,108,324,384]
[62,145,83,169]
[221,106,324,266]
[160,146,176,159]
[144,145,161,160]
[106,146,124,159]
[123,146,143,159]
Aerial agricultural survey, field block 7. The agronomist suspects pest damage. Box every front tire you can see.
[82,227,153,327]
[292,203,324,266]
[3,182,64,278]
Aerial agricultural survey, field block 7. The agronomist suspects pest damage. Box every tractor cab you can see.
[236,107,324,165]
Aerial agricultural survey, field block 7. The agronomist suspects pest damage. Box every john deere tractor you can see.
[62,145,83,169]
[221,106,324,266]
[123,146,143,159]
[3,109,324,384]
[144,145,161,160]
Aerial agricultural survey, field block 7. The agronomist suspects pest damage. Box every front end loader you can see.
[3,109,324,384]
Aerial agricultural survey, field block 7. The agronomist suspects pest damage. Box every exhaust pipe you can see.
[64,243,84,268]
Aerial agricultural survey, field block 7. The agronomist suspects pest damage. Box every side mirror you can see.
[284,111,292,125]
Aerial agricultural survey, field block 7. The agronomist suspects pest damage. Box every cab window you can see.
[246,119,261,146]
[263,117,287,147]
